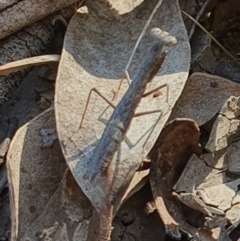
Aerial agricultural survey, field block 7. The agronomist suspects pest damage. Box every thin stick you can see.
[0,55,60,76]
[188,0,210,40]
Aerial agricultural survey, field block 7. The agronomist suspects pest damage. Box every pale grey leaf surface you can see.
[6,109,67,241]
[6,109,91,241]
[175,96,240,228]
[55,0,190,217]
[5,108,161,241]
[170,73,240,126]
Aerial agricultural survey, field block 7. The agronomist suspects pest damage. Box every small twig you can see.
[0,55,60,76]
[188,0,210,40]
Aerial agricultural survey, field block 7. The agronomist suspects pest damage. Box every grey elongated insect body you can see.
[78,30,177,241]
[74,28,177,241]
[89,31,177,180]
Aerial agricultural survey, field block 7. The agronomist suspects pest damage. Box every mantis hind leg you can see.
[79,88,116,129]
[68,88,116,141]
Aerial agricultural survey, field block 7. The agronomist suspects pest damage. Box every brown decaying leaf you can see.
[174,96,240,240]
[6,109,66,240]
[6,109,93,241]
[170,72,240,126]
[149,118,202,240]
[55,0,190,238]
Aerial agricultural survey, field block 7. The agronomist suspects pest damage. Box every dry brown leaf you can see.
[55,0,190,237]
[170,72,240,126]
[173,154,224,192]
[6,109,93,241]
[174,96,240,240]
[6,109,66,240]
[149,118,202,240]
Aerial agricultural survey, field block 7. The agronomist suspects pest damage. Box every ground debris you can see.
[174,96,240,240]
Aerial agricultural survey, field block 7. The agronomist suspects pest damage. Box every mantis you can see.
[54,0,191,239]
[75,29,177,241]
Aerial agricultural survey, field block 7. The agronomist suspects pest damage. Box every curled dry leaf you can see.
[149,118,202,240]
[170,73,240,126]
[174,96,240,240]
[174,154,225,195]
[205,96,240,153]
[55,0,190,238]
